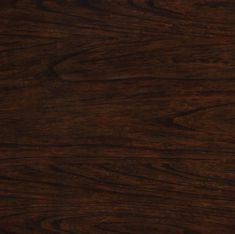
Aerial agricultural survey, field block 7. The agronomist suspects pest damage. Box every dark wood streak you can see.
[0,0,235,233]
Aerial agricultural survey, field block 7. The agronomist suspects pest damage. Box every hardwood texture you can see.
[0,0,235,233]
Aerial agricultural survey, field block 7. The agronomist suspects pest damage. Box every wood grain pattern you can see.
[0,0,235,233]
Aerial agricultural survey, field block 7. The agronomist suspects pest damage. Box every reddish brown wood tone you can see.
[0,0,235,233]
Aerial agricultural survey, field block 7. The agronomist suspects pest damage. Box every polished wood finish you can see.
[0,1,235,233]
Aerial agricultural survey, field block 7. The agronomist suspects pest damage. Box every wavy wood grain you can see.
[0,0,235,233]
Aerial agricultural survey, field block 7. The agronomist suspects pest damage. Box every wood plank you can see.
[0,1,235,233]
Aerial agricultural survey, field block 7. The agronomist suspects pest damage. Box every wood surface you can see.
[1,0,235,233]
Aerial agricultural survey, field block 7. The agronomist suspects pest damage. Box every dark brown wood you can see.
[1,0,235,233]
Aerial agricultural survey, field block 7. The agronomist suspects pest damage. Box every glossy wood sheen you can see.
[0,1,235,233]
